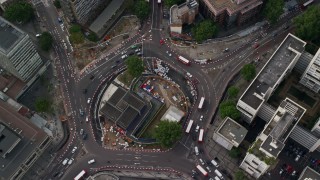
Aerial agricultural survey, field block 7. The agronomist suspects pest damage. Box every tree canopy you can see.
[54,0,62,9]
[235,170,247,180]
[4,1,34,24]
[154,120,182,148]
[227,86,239,99]
[263,0,284,24]
[229,147,241,158]
[293,5,320,44]
[192,20,218,43]
[69,25,84,44]
[125,56,144,78]
[39,32,53,51]
[134,0,150,20]
[35,97,51,112]
[241,64,256,81]
[219,100,241,120]
[164,0,184,7]
[87,32,98,42]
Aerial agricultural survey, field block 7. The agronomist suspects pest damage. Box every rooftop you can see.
[0,17,25,54]
[240,34,306,110]
[170,0,198,25]
[298,166,320,180]
[0,123,21,158]
[160,105,185,122]
[203,0,263,16]
[216,117,248,144]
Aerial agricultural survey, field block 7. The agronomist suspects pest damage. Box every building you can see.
[160,105,185,122]
[89,0,125,38]
[300,48,320,93]
[60,0,105,25]
[212,117,248,150]
[298,166,320,180]
[0,17,43,82]
[0,100,51,180]
[237,33,306,124]
[240,98,306,178]
[170,0,199,34]
[199,0,263,27]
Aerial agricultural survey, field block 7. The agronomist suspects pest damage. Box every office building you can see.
[199,0,263,27]
[212,117,248,150]
[240,98,305,178]
[300,48,320,93]
[298,166,320,180]
[0,17,43,82]
[170,0,199,34]
[236,33,306,124]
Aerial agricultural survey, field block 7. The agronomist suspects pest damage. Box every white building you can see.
[161,105,185,122]
[300,48,320,93]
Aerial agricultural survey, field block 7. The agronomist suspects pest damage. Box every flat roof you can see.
[170,1,198,25]
[203,0,263,16]
[216,117,248,144]
[0,100,50,179]
[0,123,21,158]
[260,98,306,157]
[0,17,25,55]
[89,0,125,35]
[298,166,320,180]
[240,34,306,110]
[160,105,185,122]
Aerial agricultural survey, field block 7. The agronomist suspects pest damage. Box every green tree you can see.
[293,5,320,44]
[241,64,256,81]
[164,0,184,7]
[35,97,51,112]
[228,147,241,158]
[227,86,239,99]
[154,120,182,148]
[192,20,218,43]
[134,0,150,20]
[54,0,62,9]
[235,170,247,180]
[263,0,284,24]
[69,24,82,33]
[39,32,53,51]
[219,100,241,120]
[70,32,84,44]
[87,32,98,42]
[125,56,144,78]
[4,1,34,24]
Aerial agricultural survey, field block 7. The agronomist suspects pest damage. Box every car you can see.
[160,39,164,45]
[87,98,91,104]
[86,116,89,122]
[53,172,60,177]
[292,171,297,176]
[121,54,128,59]
[121,50,127,55]
[279,169,284,175]
[168,53,172,56]
[211,159,219,167]
[82,133,88,140]
[90,75,95,80]
[115,60,120,63]
[195,125,200,132]
[80,129,84,135]
[136,52,143,56]
[206,166,212,172]
[57,172,64,178]
[62,158,69,165]
[79,109,84,116]
[253,43,259,49]
[295,154,301,162]
[128,51,134,55]
[192,169,197,174]
[186,72,193,78]
[111,65,117,69]
[135,48,141,53]
[68,158,74,165]
[223,48,229,52]
[88,159,95,164]
[130,45,137,49]
[58,17,62,23]
[200,115,203,121]
[72,146,78,153]
[36,34,41,37]
[199,158,205,165]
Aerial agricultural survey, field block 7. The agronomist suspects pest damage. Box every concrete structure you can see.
[170,0,199,34]
[60,0,105,25]
[89,0,125,37]
[0,101,51,180]
[300,48,320,93]
[0,17,43,82]
[212,117,247,150]
[160,105,185,122]
[237,33,306,124]
[240,98,306,178]
[298,166,320,180]
[199,0,263,26]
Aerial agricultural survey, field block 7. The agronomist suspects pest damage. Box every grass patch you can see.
[118,71,134,87]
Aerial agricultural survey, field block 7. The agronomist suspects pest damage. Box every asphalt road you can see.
[32,0,303,179]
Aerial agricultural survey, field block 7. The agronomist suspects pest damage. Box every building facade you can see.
[300,48,320,93]
[199,0,263,27]
[0,17,43,82]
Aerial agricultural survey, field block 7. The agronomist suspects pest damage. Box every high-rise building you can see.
[0,17,43,82]
[300,48,320,93]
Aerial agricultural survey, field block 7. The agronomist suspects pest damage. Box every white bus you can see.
[185,120,194,133]
[198,97,205,109]
[196,165,208,176]
[177,56,191,66]
[198,129,204,142]
[74,170,86,180]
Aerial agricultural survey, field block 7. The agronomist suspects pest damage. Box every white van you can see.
[194,146,199,155]
[211,159,219,167]
[36,34,41,37]
[195,125,200,132]
[88,159,95,164]
[214,169,223,179]
[214,176,221,180]
[86,116,89,122]
[62,158,69,165]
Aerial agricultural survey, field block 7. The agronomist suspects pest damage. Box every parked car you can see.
[195,125,200,132]
[295,154,301,162]
[80,129,84,135]
[200,115,203,121]
[135,48,141,53]
[62,158,69,165]
[72,146,78,153]
[199,158,205,165]
[87,98,91,104]
[121,54,128,59]
[68,158,74,165]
